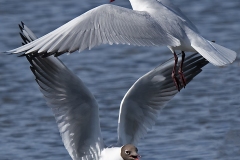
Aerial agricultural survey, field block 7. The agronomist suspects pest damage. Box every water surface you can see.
[0,0,240,159]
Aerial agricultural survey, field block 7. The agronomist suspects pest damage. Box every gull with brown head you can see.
[18,22,208,160]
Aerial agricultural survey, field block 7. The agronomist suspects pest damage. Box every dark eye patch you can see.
[125,150,131,155]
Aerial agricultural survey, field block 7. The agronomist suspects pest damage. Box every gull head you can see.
[121,144,140,160]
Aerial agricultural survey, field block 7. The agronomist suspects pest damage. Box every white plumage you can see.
[6,0,236,66]
[19,22,209,160]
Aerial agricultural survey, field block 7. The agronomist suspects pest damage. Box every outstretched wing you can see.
[8,4,180,57]
[118,53,208,145]
[20,22,104,160]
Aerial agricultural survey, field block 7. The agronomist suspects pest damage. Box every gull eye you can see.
[125,150,131,155]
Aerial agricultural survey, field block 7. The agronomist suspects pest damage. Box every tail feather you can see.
[187,28,237,66]
[208,40,237,64]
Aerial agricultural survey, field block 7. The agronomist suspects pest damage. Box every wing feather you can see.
[117,53,208,145]
[20,22,104,160]
[8,4,180,56]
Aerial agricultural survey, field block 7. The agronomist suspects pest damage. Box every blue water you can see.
[0,0,240,159]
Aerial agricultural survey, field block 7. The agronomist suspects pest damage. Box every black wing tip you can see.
[182,56,208,86]
[176,53,209,92]
[54,51,65,57]
[30,66,35,73]
[18,24,23,32]
[17,21,60,58]
[19,32,30,44]
[19,21,25,30]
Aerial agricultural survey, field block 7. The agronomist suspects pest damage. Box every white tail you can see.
[187,28,237,66]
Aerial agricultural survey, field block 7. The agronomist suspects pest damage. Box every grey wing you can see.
[117,53,208,145]
[20,22,104,160]
[157,0,199,33]
[8,4,180,56]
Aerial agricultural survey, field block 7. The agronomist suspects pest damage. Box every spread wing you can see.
[117,53,208,145]
[8,4,180,57]
[20,22,104,160]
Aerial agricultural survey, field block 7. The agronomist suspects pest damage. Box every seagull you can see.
[5,0,236,90]
[18,22,208,160]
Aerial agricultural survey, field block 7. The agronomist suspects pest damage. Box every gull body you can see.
[100,147,122,160]
[19,23,208,160]
[6,0,236,66]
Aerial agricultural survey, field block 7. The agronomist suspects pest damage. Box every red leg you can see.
[178,51,187,88]
[172,52,181,91]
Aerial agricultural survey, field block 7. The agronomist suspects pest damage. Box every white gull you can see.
[6,0,236,67]
[19,22,208,160]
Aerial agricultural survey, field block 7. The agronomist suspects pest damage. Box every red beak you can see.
[110,0,115,2]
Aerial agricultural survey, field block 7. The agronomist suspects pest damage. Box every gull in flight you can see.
[18,22,208,160]
[5,0,236,90]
